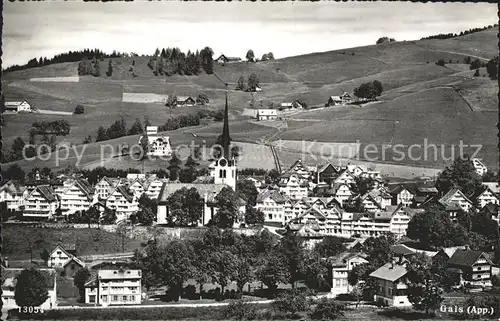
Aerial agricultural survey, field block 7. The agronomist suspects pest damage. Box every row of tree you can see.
[31,120,71,136]
[236,73,260,91]
[353,80,383,100]
[147,47,214,76]
[4,49,122,73]
[420,24,498,40]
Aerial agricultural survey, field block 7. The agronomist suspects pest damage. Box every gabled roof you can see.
[390,244,416,256]
[330,252,368,267]
[29,185,57,202]
[318,163,339,174]
[177,96,195,102]
[256,189,287,204]
[482,182,500,194]
[388,185,413,196]
[448,250,492,267]
[110,185,134,203]
[63,256,85,268]
[370,263,407,282]
[374,204,405,221]
[50,244,75,258]
[298,206,327,220]
[438,188,473,207]
[472,185,500,201]
[438,246,469,259]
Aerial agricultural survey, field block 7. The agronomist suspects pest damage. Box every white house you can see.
[388,185,414,207]
[54,179,95,215]
[105,186,139,222]
[278,173,309,201]
[255,190,288,225]
[471,158,488,176]
[256,109,278,121]
[138,126,172,157]
[85,268,142,306]
[95,177,121,200]
[0,180,27,211]
[370,262,412,307]
[438,188,475,222]
[328,183,353,206]
[23,185,58,219]
[473,185,500,209]
[333,170,355,185]
[4,100,32,113]
[330,253,368,296]
[48,243,77,268]
[2,268,57,311]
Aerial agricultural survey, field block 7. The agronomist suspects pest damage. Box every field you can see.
[2,225,142,260]
[2,28,498,173]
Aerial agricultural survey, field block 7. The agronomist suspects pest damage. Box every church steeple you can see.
[221,90,231,159]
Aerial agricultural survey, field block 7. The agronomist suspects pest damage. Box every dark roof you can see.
[447,250,491,267]
[34,185,57,202]
[256,189,288,204]
[115,185,134,203]
[390,244,416,256]
[370,263,407,282]
[329,252,368,267]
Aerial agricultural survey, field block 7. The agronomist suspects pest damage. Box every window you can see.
[335,279,341,287]
[130,295,135,302]
[112,295,118,302]
[102,295,108,302]
[71,264,75,270]
[123,295,128,301]
[89,295,96,303]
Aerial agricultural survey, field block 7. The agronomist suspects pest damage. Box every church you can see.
[156,91,241,226]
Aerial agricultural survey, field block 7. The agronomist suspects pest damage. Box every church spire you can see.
[221,89,230,159]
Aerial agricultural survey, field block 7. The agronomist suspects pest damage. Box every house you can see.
[292,100,306,109]
[284,160,311,179]
[215,54,241,64]
[375,204,411,236]
[330,252,368,296]
[326,96,342,107]
[316,163,340,185]
[446,250,493,286]
[346,165,368,177]
[278,173,309,201]
[4,100,32,113]
[54,178,95,215]
[2,268,57,311]
[328,183,353,206]
[481,203,500,225]
[472,185,500,209]
[388,185,414,207]
[438,188,475,222]
[105,186,139,222]
[62,256,86,278]
[471,158,487,176]
[156,183,229,226]
[49,243,77,268]
[95,177,121,200]
[0,180,27,211]
[256,109,278,121]
[176,96,196,107]
[255,190,288,225]
[280,102,293,110]
[370,262,412,307]
[138,126,173,157]
[432,246,469,264]
[482,182,500,195]
[339,92,353,103]
[333,170,356,185]
[144,178,168,199]
[357,189,392,213]
[23,185,58,219]
[85,268,142,306]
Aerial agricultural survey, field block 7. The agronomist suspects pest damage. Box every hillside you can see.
[3,28,498,173]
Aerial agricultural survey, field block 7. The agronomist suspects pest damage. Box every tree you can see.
[233,257,253,295]
[96,126,108,142]
[314,236,347,258]
[363,234,396,267]
[94,60,101,77]
[261,53,268,61]
[435,156,482,196]
[247,73,260,91]
[74,105,85,114]
[267,52,275,60]
[353,81,382,100]
[373,80,383,96]
[257,252,290,298]
[2,164,26,183]
[73,267,91,302]
[101,208,117,225]
[136,194,157,225]
[486,56,498,80]
[278,233,306,289]
[212,187,240,228]
[166,94,177,108]
[14,268,49,307]
[128,118,144,135]
[406,253,444,315]
[464,56,472,64]
[245,205,264,225]
[40,249,50,266]
[237,179,258,206]
[200,46,214,74]
[435,59,446,67]
[168,153,182,181]
[473,68,480,77]
[188,239,212,297]
[179,156,198,183]
[139,133,149,161]
[271,289,309,318]
[301,252,329,292]
[11,137,26,158]
[376,37,395,44]
[309,298,345,320]
[163,240,194,301]
[196,93,209,105]
[211,250,237,297]
[482,170,498,182]
[246,49,255,62]
[407,205,467,249]
[165,187,203,226]
[236,76,246,91]
[469,59,482,70]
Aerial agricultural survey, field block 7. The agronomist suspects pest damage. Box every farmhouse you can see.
[62,256,85,278]
[280,102,293,110]
[255,189,289,225]
[54,178,95,215]
[23,185,58,219]
[85,268,143,306]
[0,180,27,211]
[330,252,368,296]
[438,188,475,222]
[48,243,77,268]
[215,54,241,64]
[327,183,353,206]
[370,261,412,307]
[95,177,122,200]
[292,100,306,109]
[176,96,196,107]
[278,173,309,201]
[105,186,139,222]
[472,185,500,209]
[256,109,278,121]
[2,268,57,311]
[447,249,493,286]
[138,126,172,157]
[388,185,414,207]
[4,100,32,113]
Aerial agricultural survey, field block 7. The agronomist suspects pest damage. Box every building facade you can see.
[85,268,142,306]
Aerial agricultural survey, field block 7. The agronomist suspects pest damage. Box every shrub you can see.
[271,289,309,318]
[491,274,500,287]
[309,298,345,320]
[474,69,480,77]
[223,299,257,321]
[435,59,446,67]
[73,105,85,114]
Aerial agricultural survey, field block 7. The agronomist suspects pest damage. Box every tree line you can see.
[420,24,498,40]
[4,49,122,73]
[147,47,214,76]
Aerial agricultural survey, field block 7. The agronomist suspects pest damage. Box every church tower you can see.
[212,91,237,191]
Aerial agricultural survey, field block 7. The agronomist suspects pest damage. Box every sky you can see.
[3,1,498,68]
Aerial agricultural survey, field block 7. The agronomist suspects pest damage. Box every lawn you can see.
[455,75,498,112]
[2,225,143,260]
